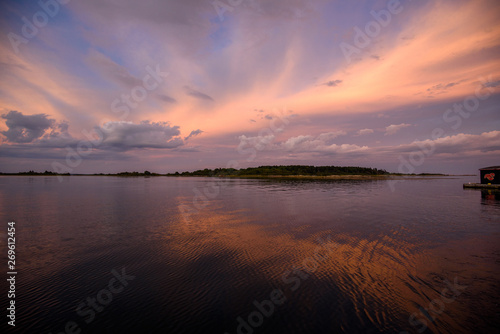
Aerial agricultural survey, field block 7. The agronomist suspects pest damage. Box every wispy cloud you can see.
[357,128,374,136]
[184,86,214,102]
[399,131,500,155]
[237,130,364,156]
[322,80,342,87]
[184,129,203,141]
[385,123,412,135]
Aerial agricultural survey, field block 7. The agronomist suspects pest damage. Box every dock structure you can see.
[463,166,500,189]
[479,166,500,184]
[463,183,500,189]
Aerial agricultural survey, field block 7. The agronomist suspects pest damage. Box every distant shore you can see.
[203,174,454,180]
[0,173,467,181]
[0,165,470,180]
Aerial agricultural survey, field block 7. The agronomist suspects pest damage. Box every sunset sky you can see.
[0,0,499,174]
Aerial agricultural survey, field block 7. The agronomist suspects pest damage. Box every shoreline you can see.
[208,174,452,180]
[0,174,464,181]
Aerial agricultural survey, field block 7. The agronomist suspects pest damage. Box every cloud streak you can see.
[184,86,214,102]
[401,131,500,155]
[184,129,203,141]
[385,123,412,135]
[357,128,374,136]
[322,80,342,87]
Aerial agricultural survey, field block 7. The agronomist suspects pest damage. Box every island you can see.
[0,165,449,180]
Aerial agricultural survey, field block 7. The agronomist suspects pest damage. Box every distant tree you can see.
[172,165,390,177]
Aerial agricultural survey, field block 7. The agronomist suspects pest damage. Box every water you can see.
[0,175,498,333]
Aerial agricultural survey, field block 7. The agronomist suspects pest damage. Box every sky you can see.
[0,0,499,174]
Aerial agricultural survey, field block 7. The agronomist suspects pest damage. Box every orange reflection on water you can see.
[169,199,497,333]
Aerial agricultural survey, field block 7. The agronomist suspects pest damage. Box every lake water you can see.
[0,175,498,333]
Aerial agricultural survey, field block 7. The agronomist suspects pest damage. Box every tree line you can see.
[168,165,389,177]
[1,166,391,177]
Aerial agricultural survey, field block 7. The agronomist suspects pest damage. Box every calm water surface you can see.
[0,175,498,333]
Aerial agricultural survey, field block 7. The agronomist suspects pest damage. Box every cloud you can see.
[401,35,415,40]
[1,111,55,143]
[0,111,82,148]
[36,121,77,148]
[483,80,500,88]
[96,121,183,150]
[237,131,364,156]
[322,80,342,87]
[280,131,364,154]
[0,144,130,161]
[385,123,412,135]
[281,135,314,151]
[357,128,374,136]
[315,131,346,142]
[184,86,214,101]
[87,49,143,88]
[184,129,203,141]
[237,133,276,152]
[399,131,500,155]
[156,94,177,104]
[1,112,189,152]
[426,82,460,94]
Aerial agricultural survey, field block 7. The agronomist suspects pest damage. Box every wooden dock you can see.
[463,183,500,189]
